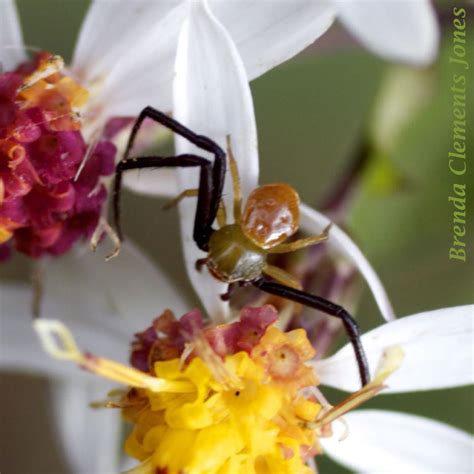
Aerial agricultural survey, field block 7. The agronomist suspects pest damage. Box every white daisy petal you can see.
[322,410,474,473]
[315,305,474,392]
[72,1,185,122]
[74,0,336,125]
[0,0,26,70]
[300,203,395,321]
[335,0,439,65]
[43,241,189,336]
[72,0,180,84]
[1,283,119,379]
[51,379,120,474]
[0,241,188,378]
[173,0,259,322]
[210,0,336,79]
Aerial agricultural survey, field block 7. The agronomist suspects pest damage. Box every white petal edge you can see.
[173,0,259,322]
[210,0,336,79]
[51,379,120,473]
[0,241,189,379]
[0,0,26,70]
[321,409,474,473]
[315,305,474,392]
[335,0,440,65]
[300,203,395,321]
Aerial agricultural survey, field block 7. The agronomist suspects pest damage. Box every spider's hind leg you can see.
[252,276,370,387]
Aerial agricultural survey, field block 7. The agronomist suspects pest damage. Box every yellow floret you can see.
[123,346,319,474]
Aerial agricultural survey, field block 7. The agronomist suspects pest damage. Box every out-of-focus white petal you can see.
[72,0,179,85]
[0,0,26,70]
[210,0,336,79]
[51,379,120,474]
[300,203,395,321]
[335,0,439,65]
[173,0,259,322]
[315,305,474,392]
[44,241,189,335]
[322,410,474,473]
[73,1,185,124]
[0,241,188,379]
[1,283,118,379]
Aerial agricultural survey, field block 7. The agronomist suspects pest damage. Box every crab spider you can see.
[113,107,370,386]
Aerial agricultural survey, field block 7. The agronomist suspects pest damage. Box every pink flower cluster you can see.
[0,54,116,259]
[130,305,279,373]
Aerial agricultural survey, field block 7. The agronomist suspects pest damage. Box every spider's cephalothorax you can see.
[112,107,370,387]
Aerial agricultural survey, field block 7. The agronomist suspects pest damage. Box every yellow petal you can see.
[293,397,321,421]
[188,423,245,472]
[165,396,214,430]
[152,428,196,473]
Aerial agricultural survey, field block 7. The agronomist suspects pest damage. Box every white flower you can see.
[70,0,439,134]
[3,0,438,138]
[5,281,472,472]
[0,0,441,329]
[109,0,439,197]
[1,0,394,320]
[1,0,451,472]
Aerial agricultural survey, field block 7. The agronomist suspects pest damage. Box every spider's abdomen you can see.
[207,224,266,283]
[242,183,300,249]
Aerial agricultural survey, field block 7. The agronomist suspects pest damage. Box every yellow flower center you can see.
[122,328,320,474]
[34,309,404,474]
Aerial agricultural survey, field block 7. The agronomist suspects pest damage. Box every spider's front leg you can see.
[113,154,214,251]
[252,276,370,387]
[122,107,227,224]
[113,107,229,253]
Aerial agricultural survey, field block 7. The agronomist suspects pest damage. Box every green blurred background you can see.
[2,1,473,473]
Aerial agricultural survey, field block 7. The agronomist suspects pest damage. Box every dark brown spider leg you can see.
[122,107,226,227]
[113,154,213,251]
[252,277,370,387]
